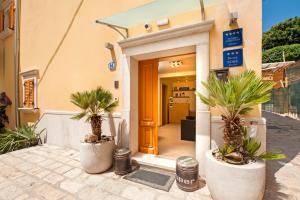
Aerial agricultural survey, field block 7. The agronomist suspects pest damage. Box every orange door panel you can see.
[138,59,158,154]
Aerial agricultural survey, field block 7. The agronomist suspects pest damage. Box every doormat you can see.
[123,168,175,192]
[267,125,281,129]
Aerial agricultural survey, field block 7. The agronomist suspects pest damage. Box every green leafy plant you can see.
[196,70,285,164]
[243,133,285,161]
[70,87,118,142]
[0,125,46,154]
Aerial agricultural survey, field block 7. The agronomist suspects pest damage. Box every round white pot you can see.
[80,140,115,174]
[205,150,266,200]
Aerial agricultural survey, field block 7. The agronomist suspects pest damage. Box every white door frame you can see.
[118,20,214,176]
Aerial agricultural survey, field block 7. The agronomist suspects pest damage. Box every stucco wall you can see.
[129,0,262,117]
[20,0,262,148]
[20,0,262,126]
[0,41,4,92]
[20,0,152,120]
[0,35,15,129]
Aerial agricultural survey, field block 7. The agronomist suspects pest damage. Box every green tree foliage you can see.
[262,44,300,63]
[263,17,300,50]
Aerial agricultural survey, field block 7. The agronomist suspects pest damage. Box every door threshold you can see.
[131,152,176,171]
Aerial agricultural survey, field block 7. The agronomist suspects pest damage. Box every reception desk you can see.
[169,103,189,123]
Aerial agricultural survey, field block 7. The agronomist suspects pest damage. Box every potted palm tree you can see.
[71,87,118,173]
[196,70,285,200]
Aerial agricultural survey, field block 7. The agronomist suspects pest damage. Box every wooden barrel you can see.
[176,156,199,192]
[113,148,131,175]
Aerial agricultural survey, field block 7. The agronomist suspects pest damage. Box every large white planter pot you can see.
[80,140,115,173]
[205,150,266,200]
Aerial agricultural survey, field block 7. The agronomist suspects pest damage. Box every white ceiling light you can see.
[170,60,183,68]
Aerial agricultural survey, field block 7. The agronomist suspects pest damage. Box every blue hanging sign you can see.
[223,28,243,48]
[108,61,116,71]
[223,48,243,68]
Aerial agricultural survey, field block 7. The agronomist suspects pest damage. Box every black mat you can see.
[123,168,175,191]
[267,125,281,129]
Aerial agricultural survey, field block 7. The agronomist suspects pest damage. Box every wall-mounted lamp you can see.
[156,18,169,27]
[105,42,114,50]
[105,42,117,70]
[229,12,238,25]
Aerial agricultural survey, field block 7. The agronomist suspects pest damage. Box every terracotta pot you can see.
[80,140,115,173]
[205,150,266,200]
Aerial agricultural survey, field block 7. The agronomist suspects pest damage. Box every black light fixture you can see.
[170,60,183,68]
[213,69,229,82]
[229,12,238,25]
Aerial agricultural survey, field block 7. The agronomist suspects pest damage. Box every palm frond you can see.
[259,151,286,160]
[196,70,283,163]
[196,70,275,118]
[244,137,261,158]
[70,87,118,121]
[71,111,88,120]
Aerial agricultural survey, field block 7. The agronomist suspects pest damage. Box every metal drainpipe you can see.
[199,0,205,20]
[14,0,20,127]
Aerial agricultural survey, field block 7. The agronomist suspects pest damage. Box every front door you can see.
[138,59,158,154]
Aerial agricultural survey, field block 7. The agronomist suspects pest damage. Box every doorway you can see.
[120,21,212,173]
[138,54,196,159]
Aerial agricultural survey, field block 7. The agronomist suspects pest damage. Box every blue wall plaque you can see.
[223,48,243,67]
[223,28,243,48]
[108,61,116,71]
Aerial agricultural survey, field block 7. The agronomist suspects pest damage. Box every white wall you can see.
[36,110,122,150]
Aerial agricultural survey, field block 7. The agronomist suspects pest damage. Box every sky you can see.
[263,0,300,32]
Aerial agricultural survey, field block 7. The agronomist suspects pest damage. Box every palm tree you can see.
[196,70,275,163]
[70,87,118,140]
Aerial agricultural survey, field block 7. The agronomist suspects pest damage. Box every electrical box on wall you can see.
[114,80,119,89]
[19,69,39,112]
[213,69,229,82]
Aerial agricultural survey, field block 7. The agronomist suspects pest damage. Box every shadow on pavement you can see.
[263,111,300,200]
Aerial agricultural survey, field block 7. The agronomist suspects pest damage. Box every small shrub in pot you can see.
[71,87,118,173]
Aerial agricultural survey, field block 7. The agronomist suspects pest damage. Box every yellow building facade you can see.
[0,0,16,129]
[1,0,264,174]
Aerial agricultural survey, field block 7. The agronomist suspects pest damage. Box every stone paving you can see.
[263,112,300,200]
[0,111,299,200]
[0,145,212,200]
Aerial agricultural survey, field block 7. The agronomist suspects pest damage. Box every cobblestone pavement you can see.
[0,145,212,200]
[263,111,300,200]
[0,112,299,200]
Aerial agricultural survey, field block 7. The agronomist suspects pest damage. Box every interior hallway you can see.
[158,123,195,159]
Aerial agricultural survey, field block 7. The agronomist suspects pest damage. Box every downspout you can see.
[199,0,205,20]
[14,0,20,127]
